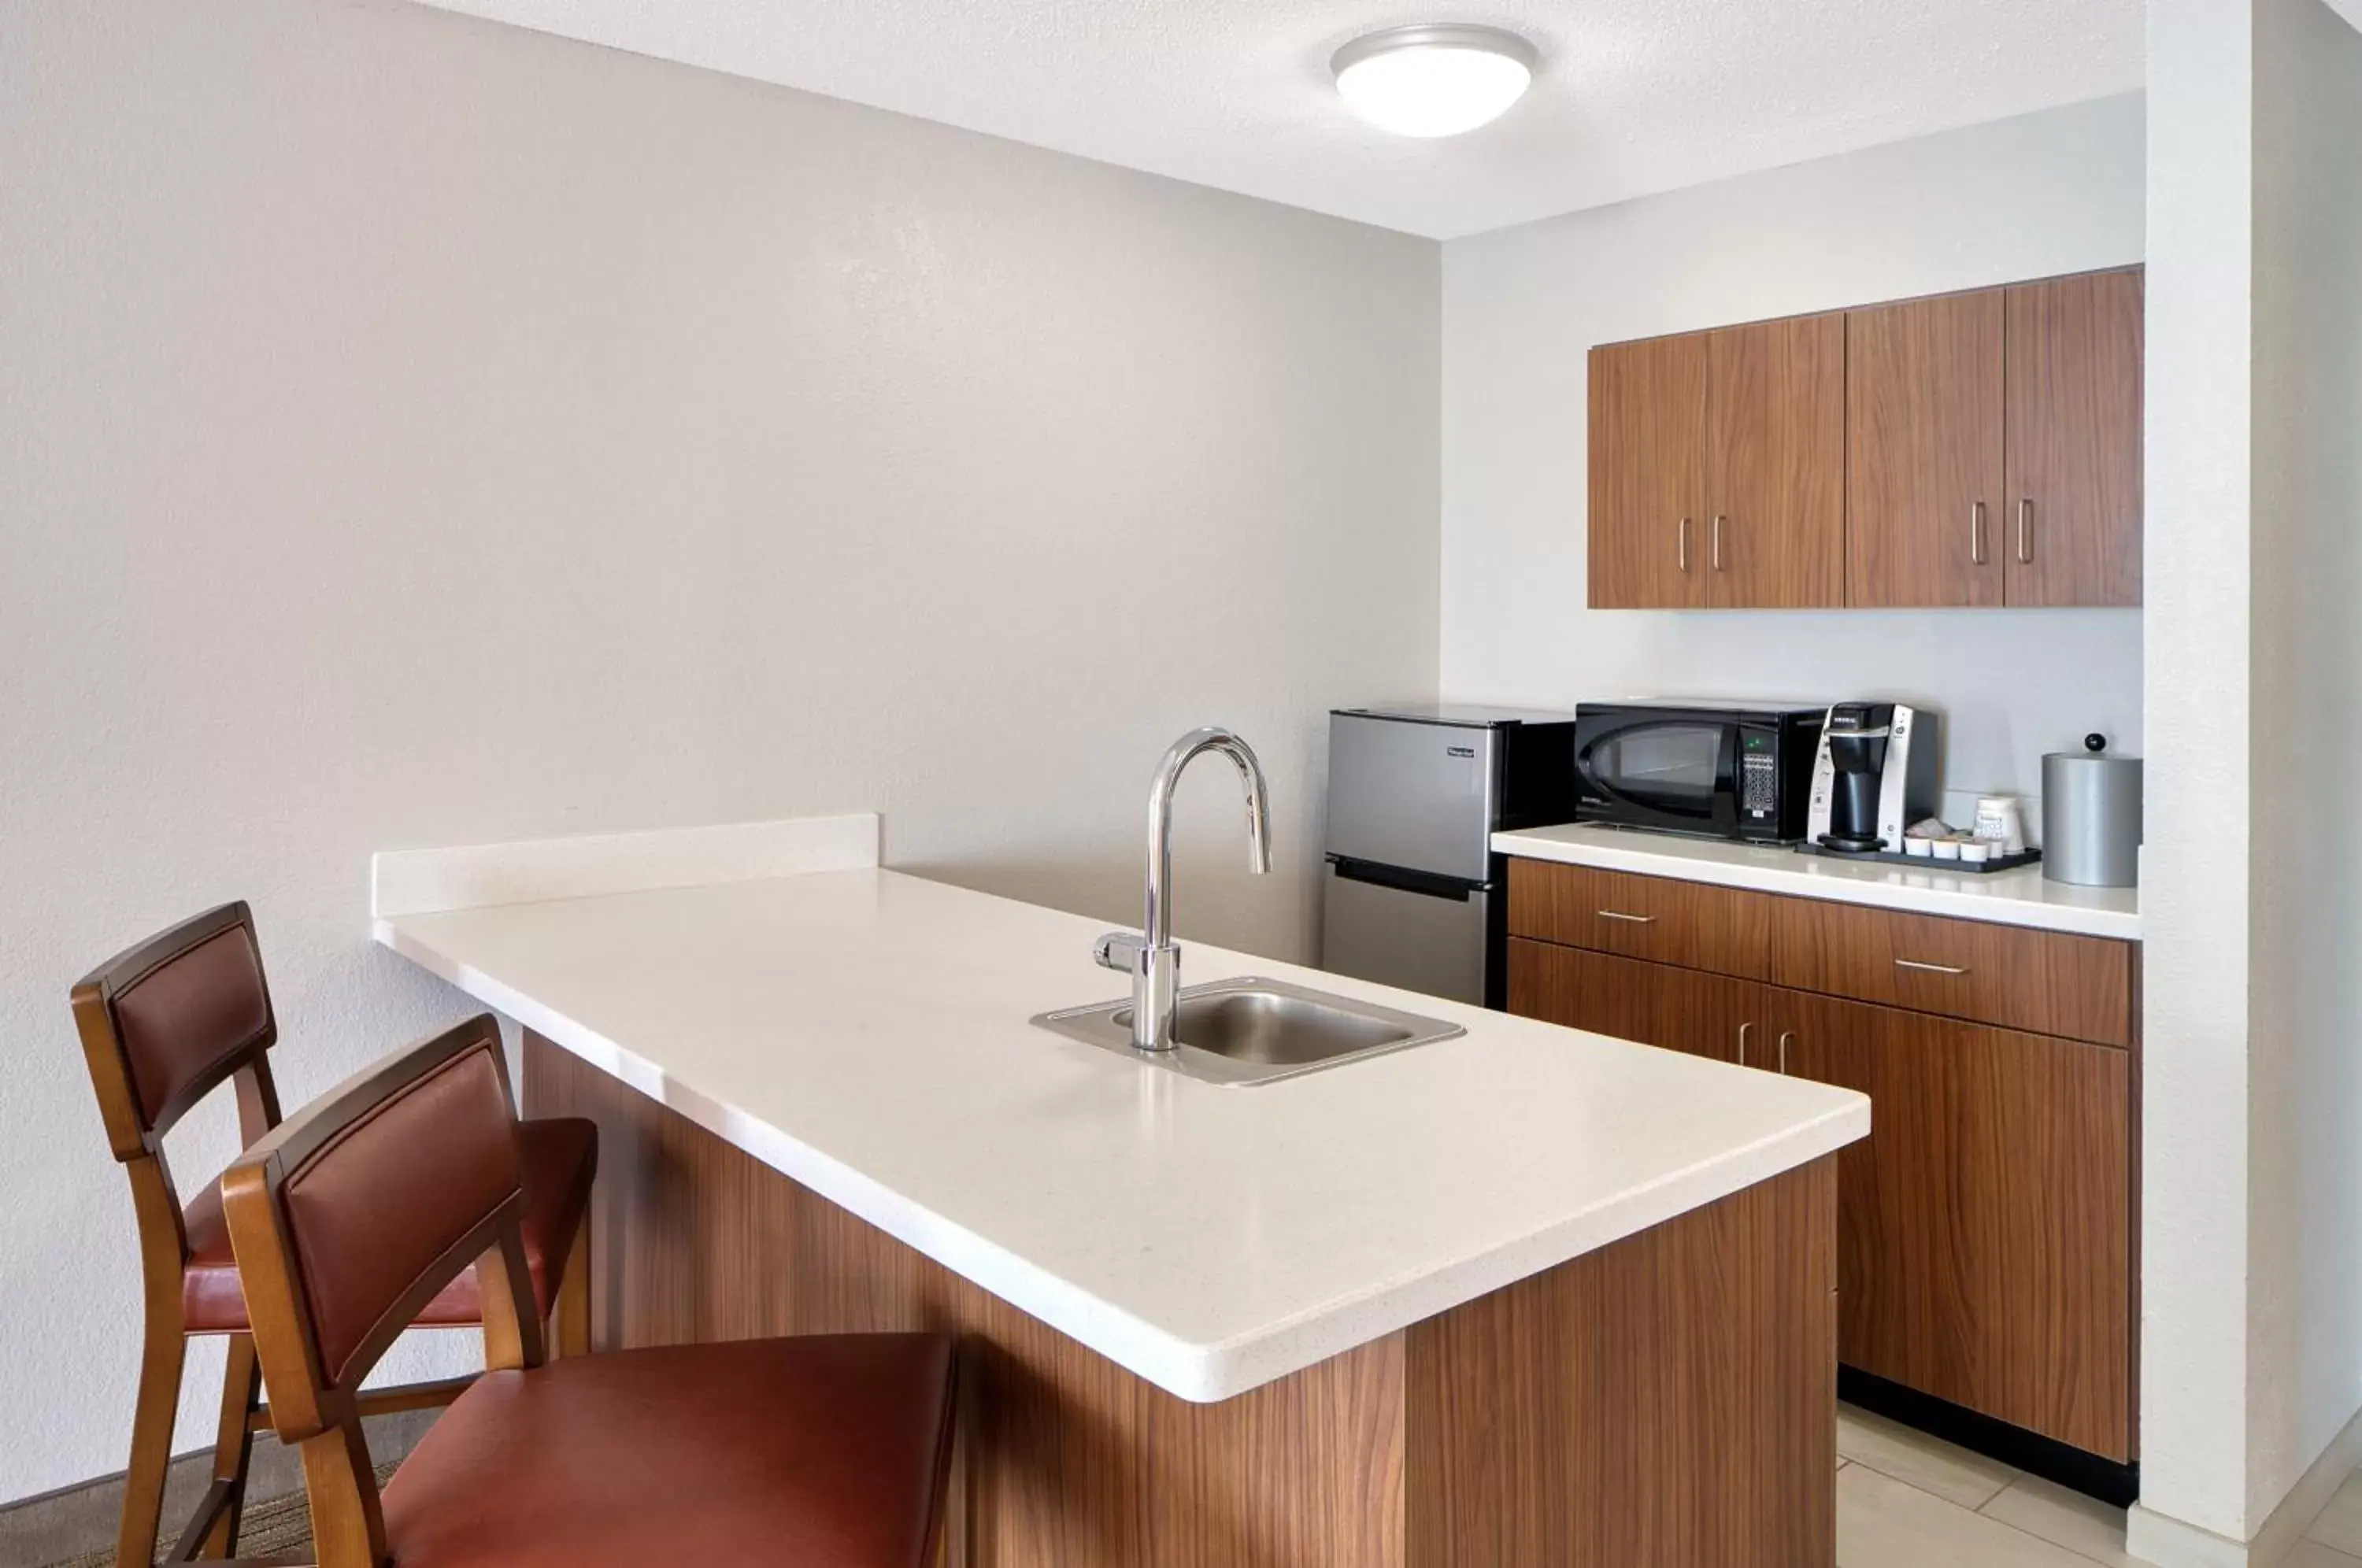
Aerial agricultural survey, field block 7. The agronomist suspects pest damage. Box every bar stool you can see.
[71,903,598,1566]
[221,1012,957,1568]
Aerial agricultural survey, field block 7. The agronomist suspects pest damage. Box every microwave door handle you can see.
[1575,734,1619,804]
[1581,730,1650,816]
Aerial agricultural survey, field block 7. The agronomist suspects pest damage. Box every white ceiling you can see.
[412,0,2145,239]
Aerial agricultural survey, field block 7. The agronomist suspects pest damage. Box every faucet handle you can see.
[1094,931,1150,974]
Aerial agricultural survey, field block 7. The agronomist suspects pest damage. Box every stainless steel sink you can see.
[1031,976,1464,1086]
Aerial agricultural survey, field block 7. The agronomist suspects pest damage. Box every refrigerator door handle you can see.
[1325,856,1478,901]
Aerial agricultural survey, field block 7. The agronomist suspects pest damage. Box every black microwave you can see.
[1572,702,1827,842]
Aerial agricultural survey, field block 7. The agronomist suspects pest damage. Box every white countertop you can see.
[1493,823,2141,941]
[372,819,1867,1404]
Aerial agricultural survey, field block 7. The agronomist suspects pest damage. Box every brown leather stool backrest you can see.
[72,901,281,1160]
[220,1013,542,1568]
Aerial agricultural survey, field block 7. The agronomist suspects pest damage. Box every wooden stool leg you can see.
[553,1214,591,1358]
[936,1357,970,1568]
[194,1333,262,1557]
[117,1323,187,1568]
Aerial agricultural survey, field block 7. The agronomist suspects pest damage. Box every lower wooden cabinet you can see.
[1768,989,2132,1461]
[1506,910,2135,1464]
[1508,938,1760,1065]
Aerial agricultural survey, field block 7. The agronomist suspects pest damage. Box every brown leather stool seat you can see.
[180,1115,595,1333]
[219,1014,960,1568]
[382,1336,956,1568]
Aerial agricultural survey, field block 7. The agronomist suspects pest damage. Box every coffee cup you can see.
[1973,796,2027,855]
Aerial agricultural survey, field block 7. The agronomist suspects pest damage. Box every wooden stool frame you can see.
[71,903,590,1566]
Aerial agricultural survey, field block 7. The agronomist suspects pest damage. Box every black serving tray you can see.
[1794,843,2042,875]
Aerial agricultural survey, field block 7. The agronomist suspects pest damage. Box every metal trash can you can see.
[2042,735,2142,888]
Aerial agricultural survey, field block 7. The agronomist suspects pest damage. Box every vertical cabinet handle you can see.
[1971,501,1987,565]
[1679,516,1692,573]
[1738,1019,1753,1067]
[1712,515,1727,571]
[2017,498,2034,564]
[1778,1030,1794,1074]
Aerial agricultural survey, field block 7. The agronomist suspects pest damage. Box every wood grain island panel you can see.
[527,1030,1840,1568]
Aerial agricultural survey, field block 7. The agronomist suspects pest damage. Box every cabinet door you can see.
[1589,333,1709,608]
[2005,268,2144,606]
[1772,989,2131,1460]
[1508,938,1765,1066]
[1846,291,2005,606]
[1708,312,1846,607]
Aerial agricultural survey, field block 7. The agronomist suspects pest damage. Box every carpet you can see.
[46,1465,396,1568]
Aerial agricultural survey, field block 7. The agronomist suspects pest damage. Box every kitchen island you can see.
[372,815,1869,1567]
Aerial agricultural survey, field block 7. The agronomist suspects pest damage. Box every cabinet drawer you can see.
[1769,897,2132,1047]
[1507,860,1773,980]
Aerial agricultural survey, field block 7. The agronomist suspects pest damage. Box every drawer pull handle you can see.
[1894,958,1970,975]
[1778,1030,1794,1074]
[1738,1019,1753,1067]
[1596,910,1657,924]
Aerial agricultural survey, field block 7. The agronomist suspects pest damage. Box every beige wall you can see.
[0,0,1440,1501]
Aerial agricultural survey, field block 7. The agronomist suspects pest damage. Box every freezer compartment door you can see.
[1324,712,1498,882]
[1320,858,1488,1008]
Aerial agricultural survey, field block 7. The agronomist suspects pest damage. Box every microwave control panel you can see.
[1738,730,1779,820]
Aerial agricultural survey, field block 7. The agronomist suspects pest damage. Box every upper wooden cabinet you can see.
[1588,331,1707,607]
[1588,313,1843,608]
[1709,313,1847,607]
[1846,289,2007,607]
[1586,266,2142,609]
[2005,269,2145,605]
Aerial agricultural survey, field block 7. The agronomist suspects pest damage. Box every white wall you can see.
[2135,0,2362,1555]
[0,0,1438,1503]
[2249,0,2362,1529]
[1441,95,2147,810]
[2138,0,2260,1541]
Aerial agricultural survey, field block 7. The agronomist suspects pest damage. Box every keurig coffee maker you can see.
[1805,703,1938,854]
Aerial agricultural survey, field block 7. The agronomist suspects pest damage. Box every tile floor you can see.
[1836,1403,2362,1566]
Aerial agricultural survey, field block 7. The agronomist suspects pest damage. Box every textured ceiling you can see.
[409,0,2145,239]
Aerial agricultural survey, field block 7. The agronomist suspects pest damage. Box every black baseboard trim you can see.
[1839,1366,2138,1507]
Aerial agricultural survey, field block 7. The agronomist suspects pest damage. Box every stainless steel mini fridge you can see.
[1320,705,1576,1008]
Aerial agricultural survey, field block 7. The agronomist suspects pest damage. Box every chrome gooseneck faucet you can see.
[1094,727,1272,1052]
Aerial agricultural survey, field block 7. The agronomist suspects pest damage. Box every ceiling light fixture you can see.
[1331,24,1538,139]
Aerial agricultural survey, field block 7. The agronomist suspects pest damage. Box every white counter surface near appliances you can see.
[1493,823,2141,941]
[371,814,1868,1406]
